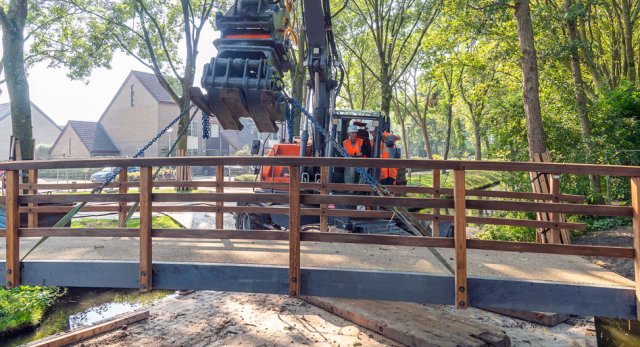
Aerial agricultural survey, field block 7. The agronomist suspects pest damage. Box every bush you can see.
[234,174,258,182]
[0,286,66,334]
[475,211,536,242]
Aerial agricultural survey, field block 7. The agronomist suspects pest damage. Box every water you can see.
[595,317,640,346]
[3,288,172,347]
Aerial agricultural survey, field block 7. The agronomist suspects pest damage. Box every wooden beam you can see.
[28,169,38,228]
[549,175,562,244]
[5,170,20,288]
[139,166,153,292]
[119,168,128,228]
[631,177,640,320]
[433,169,441,237]
[27,310,149,347]
[320,166,328,232]
[216,165,224,230]
[4,157,640,177]
[289,165,301,298]
[454,169,468,309]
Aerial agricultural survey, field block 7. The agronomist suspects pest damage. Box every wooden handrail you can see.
[2,156,640,176]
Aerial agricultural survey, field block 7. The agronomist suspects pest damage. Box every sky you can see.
[0,28,220,127]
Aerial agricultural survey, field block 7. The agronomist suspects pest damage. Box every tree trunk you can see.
[565,0,603,199]
[419,121,433,159]
[443,69,454,160]
[472,120,482,160]
[400,117,410,159]
[379,60,392,116]
[621,0,635,84]
[1,1,33,160]
[514,0,547,158]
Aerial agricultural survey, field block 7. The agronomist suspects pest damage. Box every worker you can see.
[342,124,365,184]
[380,133,399,185]
[342,124,365,157]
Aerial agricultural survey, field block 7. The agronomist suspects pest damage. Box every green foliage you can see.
[72,216,182,229]
[0,286,66,334]
[578,216,633,232]
[475,212,537,242]
[234,174,258,182]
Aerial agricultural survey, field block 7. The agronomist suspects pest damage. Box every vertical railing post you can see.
[6,170,20,288]
[289,165,301,298]
[118,168,128,228]
[28,169,38,228]
[453,169,468,309]
[216,165,224,229]
[139,166,153,292]
[630,177,640,319]
[320,166,328,232]
[549,175,562,244]
[432,168,440,237]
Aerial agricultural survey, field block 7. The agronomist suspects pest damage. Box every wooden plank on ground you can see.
[25,310,149,347]
[303,297,510,347]
[480,307,569,327]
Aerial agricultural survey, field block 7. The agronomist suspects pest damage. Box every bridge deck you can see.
[2,236,632,288]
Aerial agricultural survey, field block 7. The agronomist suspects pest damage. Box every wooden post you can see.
[216,165,224,229]
[6,170,20,288]
[320,166,328,232]
[631,177,640,319]
[289,165,301,298]
[139,166,153,292]
[118,168,128,228]
[453,169,468,309]
[28,169,38,228]
[549,175,562,244]
[432,169,440,237]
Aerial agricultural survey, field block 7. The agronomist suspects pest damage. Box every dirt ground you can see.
[574,226,634,280]
[78,291,398,347]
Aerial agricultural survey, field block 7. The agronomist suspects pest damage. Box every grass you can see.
[407,170,502,190]
[72,215,182,229]
[0,286,66,335]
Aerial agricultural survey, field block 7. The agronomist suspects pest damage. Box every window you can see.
[187,149,198,156]
[130,85,135,107]
[188,122,198,137]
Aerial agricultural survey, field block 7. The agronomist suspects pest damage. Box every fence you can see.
[0,156,639,319]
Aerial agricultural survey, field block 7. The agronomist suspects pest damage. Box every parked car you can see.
[90,167,117,183]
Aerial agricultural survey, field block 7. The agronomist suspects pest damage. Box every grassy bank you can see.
[0,286,66,335]
[72,215,182,229]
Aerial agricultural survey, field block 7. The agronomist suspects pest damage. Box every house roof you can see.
[52,120,120,156]
[131,71,175,103]
[0,102,62,130]
[218,118,261,151]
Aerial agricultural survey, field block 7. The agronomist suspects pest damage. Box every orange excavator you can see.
[191,0,412,234]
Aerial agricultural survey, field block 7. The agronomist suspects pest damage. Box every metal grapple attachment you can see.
[191,0,293,133]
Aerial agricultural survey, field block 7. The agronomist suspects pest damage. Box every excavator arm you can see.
[191,0,339,156]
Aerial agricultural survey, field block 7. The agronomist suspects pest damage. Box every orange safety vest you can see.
[343,138,365,157]
[380,147,398,182]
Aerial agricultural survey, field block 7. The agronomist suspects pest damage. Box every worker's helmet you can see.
[347,125,358,133]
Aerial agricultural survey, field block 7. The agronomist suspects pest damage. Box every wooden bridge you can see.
[0,157,639,320]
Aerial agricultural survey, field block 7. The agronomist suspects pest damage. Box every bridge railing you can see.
[0,157,638,318]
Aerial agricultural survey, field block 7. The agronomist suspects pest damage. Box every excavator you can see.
[191,0,415,235]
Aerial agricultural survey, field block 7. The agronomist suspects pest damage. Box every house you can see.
[50,70,278,160]
[0,102,61,160]
[50,121,119,158]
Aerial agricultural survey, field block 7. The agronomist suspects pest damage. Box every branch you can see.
[467,2,515,10]
[137,0,181,81]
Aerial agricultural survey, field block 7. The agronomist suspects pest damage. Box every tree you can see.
[0,0,32,160]
[60,0,223,183]
[336,0,440,116]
